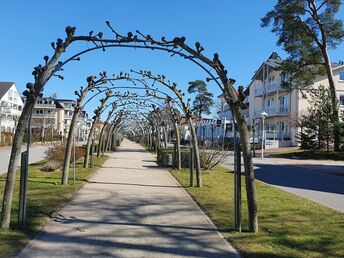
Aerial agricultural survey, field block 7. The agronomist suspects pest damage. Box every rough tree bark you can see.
[174,122,181,170]
[84,118,97,168]
[188,117,202,187]
[61,107,80,185]
[1,100,35,228]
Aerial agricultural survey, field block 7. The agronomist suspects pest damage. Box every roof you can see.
[55,99,75,103]
[252,51,283,81]
[179,115,202,125]
[0,82,14,99]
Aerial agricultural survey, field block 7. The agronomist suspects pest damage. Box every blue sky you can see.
[1,1,344,118]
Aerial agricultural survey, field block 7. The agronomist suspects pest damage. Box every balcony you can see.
[255,82,288,97]
[64,114,73,120]
[254,106,289,117]
[254,87,265,96]
[34,103,56,109]
[256,130,291,141]
[31,113,56,119]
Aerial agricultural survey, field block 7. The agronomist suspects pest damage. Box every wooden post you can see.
[90,138,95,168]
[189,147,194,187]
[18,151,28,229]
[234,123,242,232]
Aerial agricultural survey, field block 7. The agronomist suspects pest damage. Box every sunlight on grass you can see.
[171,167,344,258]
[0,156,108,257]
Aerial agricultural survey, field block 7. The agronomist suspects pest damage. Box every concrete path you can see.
[19,139,239,258]
[0,144,48,175]
[222,155,344,213]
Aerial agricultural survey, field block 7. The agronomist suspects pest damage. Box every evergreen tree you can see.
[188,80,214,118]
[262,0,344,151]
[298,85,335,151]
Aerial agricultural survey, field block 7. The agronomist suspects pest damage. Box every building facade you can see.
[218,52,344,148]
[0,82,24,135]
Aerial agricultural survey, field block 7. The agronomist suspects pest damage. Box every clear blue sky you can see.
[1,1,343,118]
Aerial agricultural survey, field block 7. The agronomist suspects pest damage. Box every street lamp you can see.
[260,111,268,159]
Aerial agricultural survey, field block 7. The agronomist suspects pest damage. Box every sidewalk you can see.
[19,139,239,258]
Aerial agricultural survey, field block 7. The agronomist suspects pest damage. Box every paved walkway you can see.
[19,139,238,258]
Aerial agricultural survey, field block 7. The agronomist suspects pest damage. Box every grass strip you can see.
[170,166,344,258]
[0,156,108,257]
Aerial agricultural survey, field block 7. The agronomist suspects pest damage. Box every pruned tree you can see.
[262,0,344,151]
[2,24,257,232]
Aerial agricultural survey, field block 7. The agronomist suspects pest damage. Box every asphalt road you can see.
[0,144,48,175]
[222,155,344,213]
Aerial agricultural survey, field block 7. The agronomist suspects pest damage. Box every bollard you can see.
[189,147,194,187]
[18,151,28,229]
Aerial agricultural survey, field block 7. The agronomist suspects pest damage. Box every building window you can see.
[8,90,13,101]
[340,95,344,106]
[13,92,18,102]
[279,95,288,107]
[267,98,274,107]
[268,75,275,83]
[340,72,344,81]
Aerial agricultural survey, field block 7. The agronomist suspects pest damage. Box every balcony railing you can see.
[254,87,265,96]
[255,130,291,141]
[34,103,56,109]
[31,113,56,119]
[254,106,289,117]
[255,82,288,96]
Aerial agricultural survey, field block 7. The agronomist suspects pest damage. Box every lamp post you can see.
[260,111,268,159]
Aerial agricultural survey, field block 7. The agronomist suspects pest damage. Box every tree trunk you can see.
[322,47,340,151]
[174,122,181,170]
[106,123,115,152]
[188,117,202,187]
[163,126,168,148]
[84,119,97,168]
[1,100,35,229]
[229,101,258,233]
[61,107,80,185]
[101,126,108,156]
[97,123,107,157]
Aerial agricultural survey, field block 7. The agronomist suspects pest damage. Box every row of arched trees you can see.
[1,23,258,232]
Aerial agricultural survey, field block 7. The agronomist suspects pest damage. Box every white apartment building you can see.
[0,82,24,135]
[218,52,344,149]
[248,52,344,148]
[32,97,92,141]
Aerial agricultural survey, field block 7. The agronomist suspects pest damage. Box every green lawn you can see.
[0,156,108,257]
[171,167,344,258]
[271,149,344,161]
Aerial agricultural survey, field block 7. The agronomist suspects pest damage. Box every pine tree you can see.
[262,0,344,151]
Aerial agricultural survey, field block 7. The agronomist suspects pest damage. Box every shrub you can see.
[44,142,85,163]
[41,161,61,172]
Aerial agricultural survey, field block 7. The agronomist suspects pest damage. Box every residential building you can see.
[31,97,58,140]
[178,115,201,143]
[32,97,92,142]
[217,52,344,148]
[248,52,344,148]
[55,99,75,138]
[0,82,23,135]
